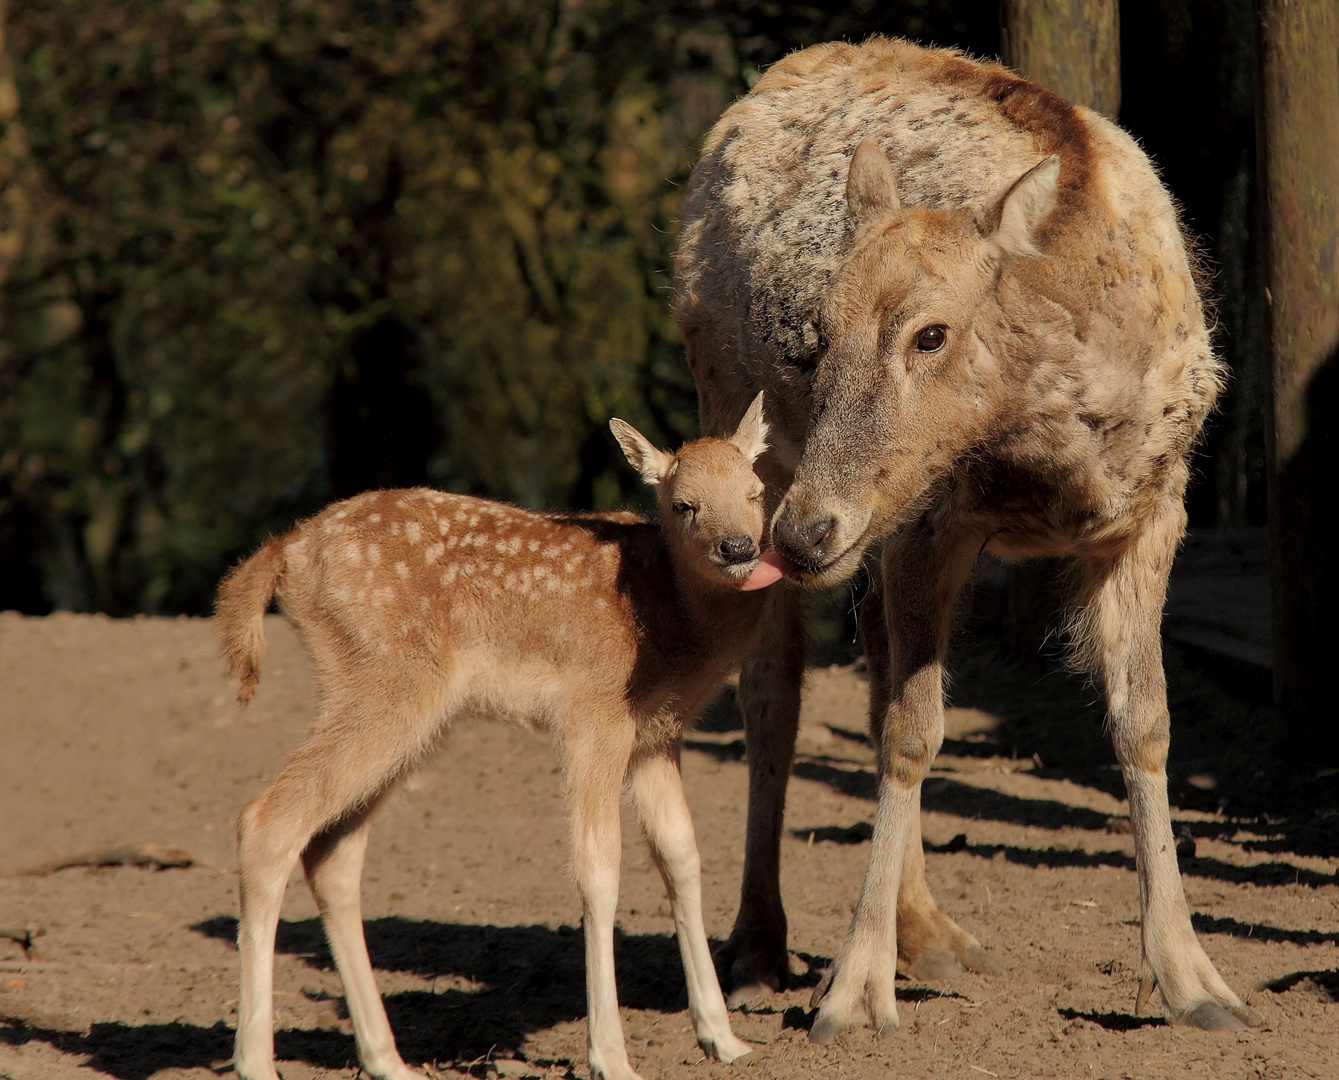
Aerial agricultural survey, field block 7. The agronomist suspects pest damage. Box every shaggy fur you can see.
[673,37,1253,1039]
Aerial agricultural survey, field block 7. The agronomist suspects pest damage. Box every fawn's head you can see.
[774,140,1061,585]
[610,392,770,587]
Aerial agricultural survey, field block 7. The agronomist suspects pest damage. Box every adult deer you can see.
[674,38,1258,1040]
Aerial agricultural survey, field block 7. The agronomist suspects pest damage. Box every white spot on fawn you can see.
[366,543,381,565]
[528,539,541,552]
[442,564,458,585]
[405,521,422,544]
[369,513,382,524]
[425,542,444,564]
[395,561,409,579]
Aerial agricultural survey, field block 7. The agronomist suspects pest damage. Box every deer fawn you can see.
[216,394,781,1080]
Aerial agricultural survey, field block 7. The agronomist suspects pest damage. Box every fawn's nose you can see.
[772,510,836,568]
[718,536,758,565]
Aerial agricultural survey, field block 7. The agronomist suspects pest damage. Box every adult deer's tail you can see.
[215,538,286,706]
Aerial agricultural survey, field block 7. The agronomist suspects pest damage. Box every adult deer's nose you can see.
[718,536,758,565]
[772,510,835,567]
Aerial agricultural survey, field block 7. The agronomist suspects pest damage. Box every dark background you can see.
[0,0,1264,616]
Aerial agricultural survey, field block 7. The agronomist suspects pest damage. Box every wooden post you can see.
[1257,0,1339,763]
[995,1,1121,666]
[1001,0,1121,120]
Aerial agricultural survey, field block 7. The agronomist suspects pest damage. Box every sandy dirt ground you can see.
[1,609,1336,1080]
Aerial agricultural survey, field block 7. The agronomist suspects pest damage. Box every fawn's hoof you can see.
[703,1032,753,1063]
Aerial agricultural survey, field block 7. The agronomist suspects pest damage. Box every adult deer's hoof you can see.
[807,956,898,1043]
[906,945,962,981]
[715,931,788,1007]
[961,943,1005,976]
[1181,1000,1262,1031]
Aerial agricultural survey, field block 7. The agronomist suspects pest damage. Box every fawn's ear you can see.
[846,140,901,227]
[729,391,769,464]
[610,418,674,485]
[976,155,1060,259]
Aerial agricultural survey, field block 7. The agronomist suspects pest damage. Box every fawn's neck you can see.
[664,541,768,656]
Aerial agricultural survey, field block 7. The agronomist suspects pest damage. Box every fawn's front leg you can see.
[630,750,751,1063]
[810,524,980,1044]
[563,714,642,1080]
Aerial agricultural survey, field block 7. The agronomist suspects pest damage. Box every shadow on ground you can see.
[0,918,693,1080]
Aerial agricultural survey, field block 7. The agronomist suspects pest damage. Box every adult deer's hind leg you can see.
[1077,505,1259,1030]
[630,750,751,1063]
[716,586,806,1002]
[859,577,1001,983]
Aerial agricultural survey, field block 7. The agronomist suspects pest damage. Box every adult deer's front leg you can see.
[717,585,806,1001]
[859,577,1001,983]
[810,525,980,1044]
[1078,508,1260,1030]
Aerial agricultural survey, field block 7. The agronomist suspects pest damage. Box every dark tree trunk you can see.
[1001,0,1121,119]
[1257,0,1339,763]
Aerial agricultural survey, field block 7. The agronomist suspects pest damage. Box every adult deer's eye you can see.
[914,325,947,352]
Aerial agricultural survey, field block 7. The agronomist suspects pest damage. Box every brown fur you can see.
[218,403,773,1080]
[673,37,1253,1038]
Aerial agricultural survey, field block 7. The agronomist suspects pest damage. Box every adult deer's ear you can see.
[977,155,1060,259]
[610,419,674,485]
[729,391,769,464]
[846,140,901,227]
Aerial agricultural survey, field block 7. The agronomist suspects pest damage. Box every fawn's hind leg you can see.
[302,803,426,1080]
[234,704,438,1080]
[560,711,641,1080]
[630,750,751,1063]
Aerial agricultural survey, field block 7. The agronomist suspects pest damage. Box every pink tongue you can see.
[737,550,795,591]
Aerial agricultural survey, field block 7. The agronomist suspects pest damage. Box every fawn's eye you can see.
[914,325,947,352]
[671,501,696,516]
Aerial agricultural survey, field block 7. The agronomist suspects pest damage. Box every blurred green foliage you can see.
[0,0,995,614]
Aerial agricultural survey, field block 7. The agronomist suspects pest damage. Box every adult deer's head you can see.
[772,141,1060,584]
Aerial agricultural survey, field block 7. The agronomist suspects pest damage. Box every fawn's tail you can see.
[215,537,286,706]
